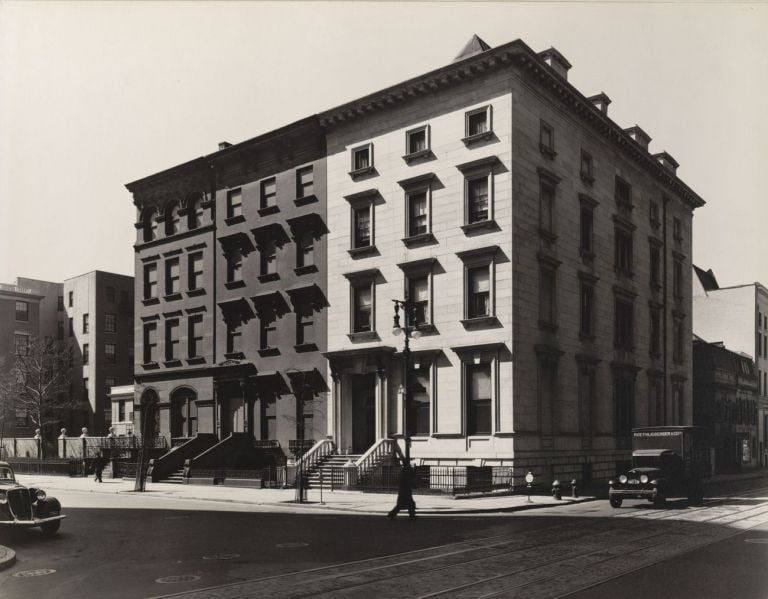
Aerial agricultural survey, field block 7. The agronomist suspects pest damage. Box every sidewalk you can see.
[14,474,594,515]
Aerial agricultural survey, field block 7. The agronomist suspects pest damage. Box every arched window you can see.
[170,388,198,439]
[165,203,181,236]
[188,195,204,230]
[142,209,158,242]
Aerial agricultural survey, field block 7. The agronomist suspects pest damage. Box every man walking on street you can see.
[93,452,106,483]
[388,462,416,519]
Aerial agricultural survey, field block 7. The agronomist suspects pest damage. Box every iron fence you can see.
[6,458,82,476]
[185,466,287,487]
[354,465,513,495]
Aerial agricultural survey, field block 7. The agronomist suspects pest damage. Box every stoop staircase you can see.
[164,466,186,484]
[305,454,361,490]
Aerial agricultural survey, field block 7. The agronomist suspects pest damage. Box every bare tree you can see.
[0,336,76,456]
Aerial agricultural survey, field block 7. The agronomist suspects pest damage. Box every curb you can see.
[0,545,17,571]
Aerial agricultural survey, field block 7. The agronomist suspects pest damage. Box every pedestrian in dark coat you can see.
[93,454,105,483]
[387,463,416,519]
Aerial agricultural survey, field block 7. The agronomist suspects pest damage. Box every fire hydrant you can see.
[571,478,579,498]
[551,479,562,500]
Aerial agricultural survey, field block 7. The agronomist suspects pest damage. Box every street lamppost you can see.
[391,298,422,466]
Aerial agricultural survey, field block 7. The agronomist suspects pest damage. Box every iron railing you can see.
[6,458,82,476]
[353,465,513,495]
[185,466,287,488]
[295,438,334,473]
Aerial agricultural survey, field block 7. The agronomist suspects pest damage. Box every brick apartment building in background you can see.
[693,266,768,466]
[0,273,134,438]
[126,35,705,483]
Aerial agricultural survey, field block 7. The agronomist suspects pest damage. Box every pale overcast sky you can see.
[1,2,766,288]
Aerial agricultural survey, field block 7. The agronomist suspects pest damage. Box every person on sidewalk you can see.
[388,462,417,519]
[93,453,106,483]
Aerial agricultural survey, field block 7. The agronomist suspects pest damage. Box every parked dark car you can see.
[609,426,710,508]
[0,461,65,535]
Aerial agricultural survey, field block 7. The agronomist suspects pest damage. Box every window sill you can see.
[402,149,433,164]
[580,172,595,185]
[348,245,378,258]
[163,359,183,368]
[538,228,558,243]
[224,351,245,360]
[538,320,558,332]
[187,288,207,297]
[141,361,159,370]
[402,232,436,247]
[415,323,437,335]
[224,280,246,290]
[294,342,318,353]
[294,194,318,207]
[613,268,634,280]
[142,297,160,306]
[257,347,280,357]
[224,215,246,226]
[163,293,183,302]
[579,248,595,261]
[257,205,280,217]
[539,144,558,159]
[186,356,206,365]
[257,273,280,283]
[461,219,499,234]
[348,166,376,179]
[347,331,379,342]
[460,316,499,330]
[461,131,494,146]
[294,264,319,276]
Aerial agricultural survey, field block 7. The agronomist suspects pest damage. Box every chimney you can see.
[624,125,652,151]
[218,141,232,150]
[653,151,679,175]
[587,92,611,115]
[537,47,572,80]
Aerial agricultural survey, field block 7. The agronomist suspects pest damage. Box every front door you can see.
[351,373,376,454]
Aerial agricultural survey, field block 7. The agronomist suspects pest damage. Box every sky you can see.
[1,1,766,288]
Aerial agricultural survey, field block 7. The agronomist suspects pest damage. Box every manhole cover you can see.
[13,569,56,578]
[745,538,768,544]
[155,575,201,584]
[276,542,309,548]
[203,553,240,560]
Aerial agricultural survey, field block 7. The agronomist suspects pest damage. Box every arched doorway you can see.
[170,388,198,441]
[140,389,160,440]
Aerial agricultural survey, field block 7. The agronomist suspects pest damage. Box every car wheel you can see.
[609,496,623,508]
[41,520,60,535]
[653,495,666,508]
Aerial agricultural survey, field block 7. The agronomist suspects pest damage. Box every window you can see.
[466,175,490,224]
[188,252,204,290]
[613,369,635,440]
[105,313,116,333]
[405,126,429,156]
[464,106,491,139]
[614,227,633,276]
[57,321,64,340]
[143,263,158,299]
[188,315,203,358]
[296,232,314,268]
[118,400,126,422]
[673,317,684,363]
[580,204,593,255]
[579,281,594,337]
[539,120,556,157]
[409,364,431,436]
[226,249,243,283]
[467,266,490,319]
[225,321,242,355]
[673,217,683,241]
[615,177,632,210]
[165,258,181,296]
[68,291,74,307]
[260,177,277,210]
[650,201,660,226]
[143,323,157,364]
[142,209,158,242]
[14,334,29,356]
[466,363,492,435]
[649,242,661,288]
[539,267,557,328]
[121,290,129,305]
[106,286,115,302]
[296,166,314,199]
[188,196,204,229]
[295,303,315,347]
[614,297,634,351]
[537,168,560,240]
[259,314,277,350]
[407,275,429,327]
[82,313,89,334]
[352,283,373,333]
[673,258,683,300]
[649,375,664,426]
[650,306,661,357]
[580,150,594,183]
[406,189,429,237]
[672,379,684,425]
[57,295,64,311]
[105,377,116,393]
[69,317,73,337]
[105,343,116,365]
[226,189,242,219]
[259,240,277,277]
[351,144,373,173]
[14,301,28,321]
[165,320,180,361]
[577,361,596,436]
[352,205,372,249]
[83,378,89,402]
[165,203,181,236]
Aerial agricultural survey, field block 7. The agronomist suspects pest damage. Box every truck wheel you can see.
[41,520,61,536]
[609,496,623,508]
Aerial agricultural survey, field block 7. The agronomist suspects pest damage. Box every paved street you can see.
[0,475,767,599]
